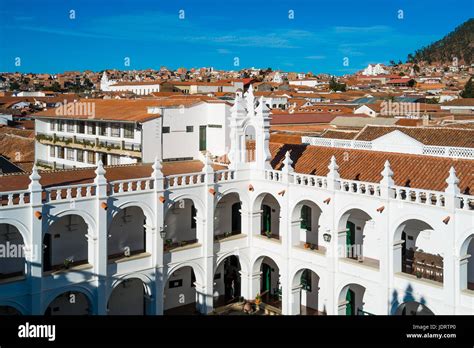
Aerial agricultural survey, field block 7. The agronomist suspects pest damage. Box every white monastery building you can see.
[0,88,473,316]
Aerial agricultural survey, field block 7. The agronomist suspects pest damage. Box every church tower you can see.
[228,85,272,171]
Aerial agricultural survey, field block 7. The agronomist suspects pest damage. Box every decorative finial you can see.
[282,151,294,173]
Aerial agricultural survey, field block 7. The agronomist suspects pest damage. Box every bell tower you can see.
[228,85,272,170]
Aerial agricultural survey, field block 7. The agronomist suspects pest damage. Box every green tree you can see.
[9,81,20,90]
[329,77,346,92]
[461,77,474,98]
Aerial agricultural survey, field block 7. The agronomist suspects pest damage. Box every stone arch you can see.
[163,195,205,250]
[290,266,323,315]
[0,218,29,250]
[459,231,474,291]
[43,213,91,272]
[252,254,282,309]
[43,286,94,315]
[214,191,245,239]
[0,301,26,315]
[395,301,435,315]
[337,207,375,261]
[0,222,28,280]
[108,205,149,260]
[392,218,441,282]
[338,283,367,315]
[108,276,152,315]
[290,198,324,249]
[251,192,282,239]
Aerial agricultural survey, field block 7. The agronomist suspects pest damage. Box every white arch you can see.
[165,261,205,287]
[215,251,250,276]
[251,253,282,274]
[214,187,249,211]
[164,193,205,218]
[109,273,153,299]
[111,200,155,226]
[42,285,95,314]
[0,218,30,249]
[45,209,96,234]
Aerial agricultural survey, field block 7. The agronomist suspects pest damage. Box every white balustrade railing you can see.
[264,170,283,182]
[302,136,474,160]
[393,186,445,207]
[214,170,235,182]
[458,194,474,210]
[0,189,30,207]
[293,173,327,188]
[109,177,154,195]
[340,180,381,196]
[165,173,205,188]
[45,183,95,202]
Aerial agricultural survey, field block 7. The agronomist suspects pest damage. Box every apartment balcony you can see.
[36,133,142,158]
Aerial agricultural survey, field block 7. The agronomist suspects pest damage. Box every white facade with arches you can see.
[0,88,473,316]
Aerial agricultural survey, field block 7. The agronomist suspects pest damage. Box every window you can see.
[99,123,107,136]
[77,121,85,134]
[49,145,55,157]
[58,120,64,132]
[87,122,96,135]
[162,126,170,134]
[191,205,196,229]
[87,151,95,164]
[49,121,55,131]
[66,148,74,161]
[110,123,120,137]
[186,126,193,133]
[300,205,312,231]
[207,124,222,128]
[169,279,183,289]
[110,155,120,165]
[123,124,134,139]
[57,147,64,159]
[77,150,84,162]
[66,121,75,132]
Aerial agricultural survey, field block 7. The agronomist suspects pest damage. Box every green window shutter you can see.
[300,205,312,231]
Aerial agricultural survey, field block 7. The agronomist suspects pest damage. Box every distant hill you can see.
[407,18,473,65]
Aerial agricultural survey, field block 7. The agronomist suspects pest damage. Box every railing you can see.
[109,177,154,195]
[393,186,445,207]
[264,170,283,182]
[214,170,235,182]
[302,137,373,151]
[340,180,381,197]
[302,136,474,160]
[458,194,474,210]
[44,183,96,202]
[293,173,327,188]
[0,190,30,207]
[423,145,474,159]
[165,173,205,188]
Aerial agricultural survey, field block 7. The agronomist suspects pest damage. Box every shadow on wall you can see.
[390,284,428,315]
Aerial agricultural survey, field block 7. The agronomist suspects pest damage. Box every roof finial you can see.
[282,151,294,173]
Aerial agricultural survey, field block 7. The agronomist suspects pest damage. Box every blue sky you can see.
[0,0,472,75]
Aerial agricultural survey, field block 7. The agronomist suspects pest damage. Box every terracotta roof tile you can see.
[270,143,474,193]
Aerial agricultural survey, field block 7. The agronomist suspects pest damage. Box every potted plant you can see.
[63,258,73,269]
[254,293,262,311]
[224,231,232,238]
[265,231,272,239]
[165,239,173,249]
[304,242,310,249]
[415,271,422,279]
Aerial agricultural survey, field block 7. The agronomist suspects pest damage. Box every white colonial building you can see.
[33,97,231,169]
[0,88,473,316]
[100,72,164,95]
[361,63,389,76]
